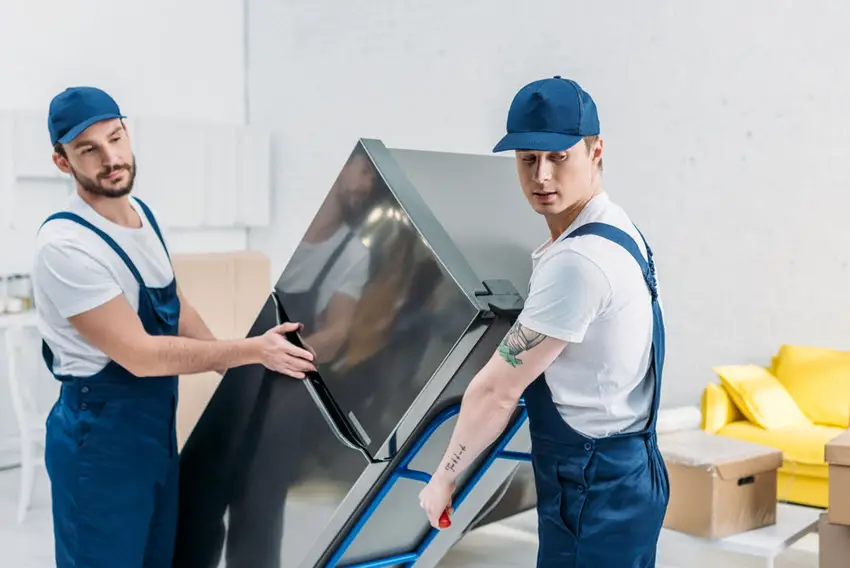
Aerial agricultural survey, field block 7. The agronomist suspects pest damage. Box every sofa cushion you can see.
[718,420,843,471]
[701,383,744,433]
[772,344,850,428]
[714,365,812,430]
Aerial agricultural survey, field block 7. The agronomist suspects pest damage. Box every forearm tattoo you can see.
[444,444,467,472]
[498,322,545,367]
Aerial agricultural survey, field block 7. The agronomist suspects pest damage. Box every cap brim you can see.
[492,131,584,153]
[57,113,126,144]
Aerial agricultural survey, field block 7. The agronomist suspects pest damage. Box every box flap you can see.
[658,430,783,480]
[826,429,850,466]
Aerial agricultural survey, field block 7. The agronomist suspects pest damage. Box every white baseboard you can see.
[0,436,20,470]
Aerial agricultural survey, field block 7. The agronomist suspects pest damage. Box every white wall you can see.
[247,0,850,408]
[0,0,245,124]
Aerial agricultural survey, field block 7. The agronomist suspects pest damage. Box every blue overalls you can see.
[42,198,181,568]
[522,222,669,568]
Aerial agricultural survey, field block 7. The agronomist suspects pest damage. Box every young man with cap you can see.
[418,76,668,567]
[34,86,316,568]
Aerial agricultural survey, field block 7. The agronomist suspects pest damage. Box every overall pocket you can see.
[557,456,591,539]
[76,399,120,450]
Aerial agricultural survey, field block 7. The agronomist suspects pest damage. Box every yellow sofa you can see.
[701,344,850,508]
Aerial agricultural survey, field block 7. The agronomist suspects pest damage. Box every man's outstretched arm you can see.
[418,321,567,527]
[69,294,315,379]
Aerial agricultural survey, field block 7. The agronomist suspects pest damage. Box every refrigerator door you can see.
[273,141,483,459]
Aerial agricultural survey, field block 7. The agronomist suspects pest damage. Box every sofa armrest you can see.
[701,382,745,433]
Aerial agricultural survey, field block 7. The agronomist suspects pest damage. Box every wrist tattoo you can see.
[444,444,467,472]
[498,322,545,368]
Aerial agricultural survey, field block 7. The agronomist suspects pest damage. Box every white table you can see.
[659,502,822,568]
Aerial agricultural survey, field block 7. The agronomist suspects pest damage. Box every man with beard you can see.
[32,86,316,568]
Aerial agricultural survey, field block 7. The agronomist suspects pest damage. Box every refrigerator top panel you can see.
[385,145,550,298]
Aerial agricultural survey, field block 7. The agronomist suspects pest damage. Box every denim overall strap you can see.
[133,197,171,260]
[564,221,665,430]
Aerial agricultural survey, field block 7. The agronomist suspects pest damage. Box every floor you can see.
[0,466,820,568]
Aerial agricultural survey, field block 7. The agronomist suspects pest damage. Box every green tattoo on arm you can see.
[497,322,546,367]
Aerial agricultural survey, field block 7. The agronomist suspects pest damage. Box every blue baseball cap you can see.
[492,76,600,153]
[48,86,125,146]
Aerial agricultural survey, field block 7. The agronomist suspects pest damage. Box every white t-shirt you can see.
[32,192,175,378]
[277,224,370,318]
[517,192,657,439]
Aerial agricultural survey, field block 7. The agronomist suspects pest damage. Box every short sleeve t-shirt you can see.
[517,192,657,438]
[32,193,174,378]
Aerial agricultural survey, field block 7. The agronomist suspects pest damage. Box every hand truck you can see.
[325,400,532,568]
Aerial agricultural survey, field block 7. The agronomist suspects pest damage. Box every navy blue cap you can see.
[48,87,125,146]
[492,76,600,153]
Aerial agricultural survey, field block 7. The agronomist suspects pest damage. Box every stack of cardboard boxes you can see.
[821,429,850,567]
[660,426,850,567]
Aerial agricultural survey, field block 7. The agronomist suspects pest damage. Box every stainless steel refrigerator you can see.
[173,139,547,568]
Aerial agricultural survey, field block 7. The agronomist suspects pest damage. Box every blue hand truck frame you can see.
[325,400,532,568]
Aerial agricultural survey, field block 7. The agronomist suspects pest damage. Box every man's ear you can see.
[592,137,604,161]
[52,150,72,175]
[590,137,604,172]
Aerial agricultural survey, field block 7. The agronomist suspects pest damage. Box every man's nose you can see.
[101,146,123,168]
[533,161,553,184]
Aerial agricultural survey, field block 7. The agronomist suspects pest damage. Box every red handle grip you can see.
[438,509,451,528]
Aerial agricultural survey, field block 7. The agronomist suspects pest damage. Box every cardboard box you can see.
[172,251,270,449]
[658,430,783,538]
[826,429,850,526]
[820,513,850,568]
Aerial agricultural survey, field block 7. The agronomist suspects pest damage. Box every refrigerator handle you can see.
[268,291,377,463]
